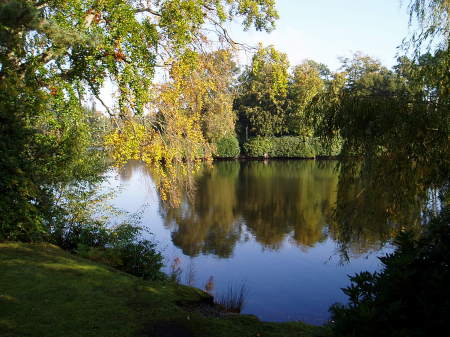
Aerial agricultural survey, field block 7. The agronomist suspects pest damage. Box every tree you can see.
[406,0,449,52]
[287,60,329,136]
[198,50,239,144]
[234,45,290,138]
[328,2,450,333]
[0,0,278,239]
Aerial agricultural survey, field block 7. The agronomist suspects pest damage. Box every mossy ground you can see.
[0,242,330,337]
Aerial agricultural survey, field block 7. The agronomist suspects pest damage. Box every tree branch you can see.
[134,8,161,16]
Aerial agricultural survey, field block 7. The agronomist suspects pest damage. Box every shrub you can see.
[55,221,165,281]
[243,136,319,158]
[329,206,450,337]
[76,240,164,281]
[214,136,240,158]
[51,221,111,251]
[243,136,342,158]
[270,137,316,158]
[47,185,164,280]
[243,137,274,157]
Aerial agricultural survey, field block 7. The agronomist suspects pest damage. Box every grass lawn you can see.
[0,242,329,337]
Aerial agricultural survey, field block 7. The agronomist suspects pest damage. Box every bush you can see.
[77,239,164,281]
[53,220,164,281]
[242,137,274,157]
[243,136,319,158]
[270,137,316,158]
[51,221,111,251]
[329,206,450,337]
[243,136,342,158]
[48,185,164,280]
[214,136,240,158]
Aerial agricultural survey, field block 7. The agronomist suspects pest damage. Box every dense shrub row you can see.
[242,136,341,158]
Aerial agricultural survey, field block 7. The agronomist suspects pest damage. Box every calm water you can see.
[106,160,392,325]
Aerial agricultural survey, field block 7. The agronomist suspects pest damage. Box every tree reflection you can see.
[129,153,446,260]
[161,162,241,257]
[238,161,337,250]
[159,160,341,257]
[329,148,449,259]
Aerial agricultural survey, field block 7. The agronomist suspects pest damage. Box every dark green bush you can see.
[54,221,164,281]
[77,238,164,281]
[242,137,274,157]
[215,136,240,158]
[329,206,450,337]
[270,137,316,158]
[47,185,164,280]
[51,221,111,251]
[243,136,332,158]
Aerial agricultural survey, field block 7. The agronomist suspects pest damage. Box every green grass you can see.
[0,242,330,337]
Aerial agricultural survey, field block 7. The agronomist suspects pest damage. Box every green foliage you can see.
[0,75,107,241]
[45,182,164,280]
[287,60,329,136]
[406,0,449,52]
[243,136,341,158]
[330,206,450,337]
[77,238,164,281]
[270,137,316,158]
[243,137,275,157]
[214,136,241,158]
[54,220,164,281]
[235,45,290,137]
[318,50,449,164]
[199,50,239,144]
[313,137,343,157]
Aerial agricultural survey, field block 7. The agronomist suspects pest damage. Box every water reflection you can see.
[150,159,404,258]
[330,152,448,258]
[237,161,336,250]
[161,162,242,257]
[118,158,440,261]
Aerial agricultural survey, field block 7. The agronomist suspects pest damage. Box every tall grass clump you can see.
[215,282,249,313]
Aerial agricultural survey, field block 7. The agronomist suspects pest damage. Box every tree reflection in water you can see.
[153,158,435,259]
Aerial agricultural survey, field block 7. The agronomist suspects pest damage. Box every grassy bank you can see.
[0,242,329,337]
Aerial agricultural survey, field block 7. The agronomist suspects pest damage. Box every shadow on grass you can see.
[142,320,194,337]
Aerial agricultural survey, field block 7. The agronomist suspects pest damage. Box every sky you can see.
[228,0,411,70]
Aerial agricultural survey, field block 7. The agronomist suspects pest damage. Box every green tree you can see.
[235,45,290,138]
[198,50,239,144]
[406,0,449,52]
[287,60,329,136]
[328,1,450,334]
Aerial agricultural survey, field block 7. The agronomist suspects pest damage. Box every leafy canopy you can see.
[0,0,278,239]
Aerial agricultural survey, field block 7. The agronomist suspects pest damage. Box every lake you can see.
[106,160,393,325]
